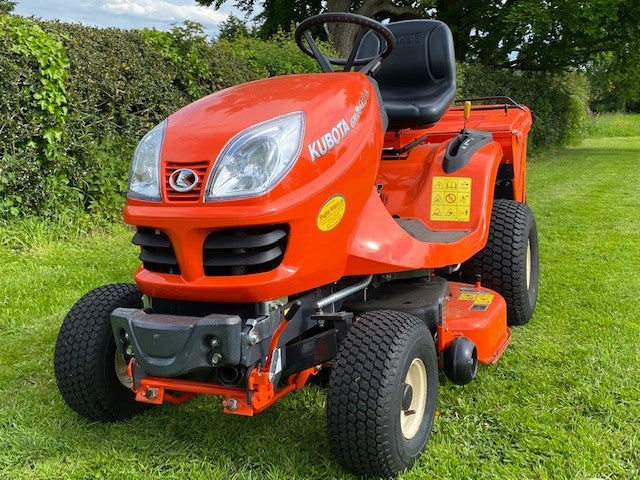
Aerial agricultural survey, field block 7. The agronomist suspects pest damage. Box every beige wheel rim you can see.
[114,352,133,389]
[526,240,532,290]
[400,358,427,440]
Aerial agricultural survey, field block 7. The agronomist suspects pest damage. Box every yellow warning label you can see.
[317,195,346,232]
[458,293,478,301]
[430,176,471,222]
[458,291,495,310]
[474,294,494,305]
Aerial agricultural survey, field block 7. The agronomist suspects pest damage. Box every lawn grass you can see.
[1,131,640,479]
[587,113,640,138]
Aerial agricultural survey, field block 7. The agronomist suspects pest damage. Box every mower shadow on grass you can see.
[89,388,340,476]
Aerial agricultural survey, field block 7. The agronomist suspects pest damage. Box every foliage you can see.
[0,14,69,218]
[204,0,640,72]
[141,22,214,97]
[218,14,251,40]
[215,29,324,76]
[0,0,14,14]
[2,16,69,155]
[587,43,640,113]
[201,0,323,40]
[458,64,590,149]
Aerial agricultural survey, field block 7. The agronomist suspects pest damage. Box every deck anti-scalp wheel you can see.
[327,310,437,477]
[461,199,539,326]
[54,283,152,421]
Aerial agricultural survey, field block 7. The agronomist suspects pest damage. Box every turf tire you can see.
[461,199,539,326]
[327,310,437,477]
[54,283,151,421]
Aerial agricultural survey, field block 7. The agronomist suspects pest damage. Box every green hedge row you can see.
[457,64,590,148]
[0,15,589,221]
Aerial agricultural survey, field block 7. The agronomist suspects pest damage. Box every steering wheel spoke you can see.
[344,26,367,72]
[303,31,333,73]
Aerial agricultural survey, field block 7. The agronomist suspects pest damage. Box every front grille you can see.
[132,228,180,274]
[203,225,289,276]
[164,160,209,202]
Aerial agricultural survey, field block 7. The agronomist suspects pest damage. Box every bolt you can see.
[210,352,223,365]
[209,336,221,348]
[247,331,259,345]
[124,332,130,341]
[223,397,239,411]
[125,345,134,356]
[144,388,158,400]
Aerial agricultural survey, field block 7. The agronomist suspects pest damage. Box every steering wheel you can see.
[294,12,395,75]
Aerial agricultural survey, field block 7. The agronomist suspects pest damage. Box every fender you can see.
[344,139,503,273]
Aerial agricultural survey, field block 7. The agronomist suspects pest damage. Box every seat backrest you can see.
[358,20,456,129]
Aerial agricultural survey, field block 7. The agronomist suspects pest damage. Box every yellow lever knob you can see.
[463,101,471,120]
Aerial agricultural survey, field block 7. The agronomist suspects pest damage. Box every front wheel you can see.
[327,310,438,477]
[54,283,152,421]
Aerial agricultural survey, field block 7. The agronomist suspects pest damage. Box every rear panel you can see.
[383,105,532,201]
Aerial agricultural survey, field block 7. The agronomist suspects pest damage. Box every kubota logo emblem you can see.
[169,168,199,192]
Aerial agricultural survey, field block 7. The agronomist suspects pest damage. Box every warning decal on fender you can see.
[430,176,471,222]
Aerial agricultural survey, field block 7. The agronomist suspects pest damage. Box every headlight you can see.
[127,119,167,201]
[206,112,305,201]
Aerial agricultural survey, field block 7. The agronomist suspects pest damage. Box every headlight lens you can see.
[206,112,305,201]
[127,119,167,201]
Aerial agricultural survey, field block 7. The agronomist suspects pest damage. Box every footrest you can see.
[396,218,470,243]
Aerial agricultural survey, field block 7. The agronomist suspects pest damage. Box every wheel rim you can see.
[400,358,427,440]
[114,352,133,389]
[526,240,532,290]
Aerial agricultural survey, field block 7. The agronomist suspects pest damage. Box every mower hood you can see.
[160,72,383,170]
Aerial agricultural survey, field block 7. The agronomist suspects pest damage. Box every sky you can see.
[13,0,248,37]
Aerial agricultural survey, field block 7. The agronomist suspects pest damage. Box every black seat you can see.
[357,20,456,130]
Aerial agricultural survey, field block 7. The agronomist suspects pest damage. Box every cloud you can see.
[101,0,229,26]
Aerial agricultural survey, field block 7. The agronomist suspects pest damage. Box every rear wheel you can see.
[327,310,437,477]
[461,199,539,326]
[54,283,151,421]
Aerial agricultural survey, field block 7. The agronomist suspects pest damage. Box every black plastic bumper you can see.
[111,308,241,377]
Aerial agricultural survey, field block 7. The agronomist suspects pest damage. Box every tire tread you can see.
[54,283,150,421]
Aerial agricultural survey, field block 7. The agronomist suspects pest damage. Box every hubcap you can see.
[402,383,414,411]
[526,240,532,290]
[400,358,427,440]
[114,352,133,389]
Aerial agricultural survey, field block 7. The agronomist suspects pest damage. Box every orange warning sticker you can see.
[430,176,472,222]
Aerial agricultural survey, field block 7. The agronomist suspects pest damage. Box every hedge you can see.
[457,64,590,148]
[0,14,589,221]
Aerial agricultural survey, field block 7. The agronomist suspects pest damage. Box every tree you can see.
[201,0,322,39]
[588,39,640,112]
[198,0,640,72]
[218,14,251,40]
[0,0,16,14]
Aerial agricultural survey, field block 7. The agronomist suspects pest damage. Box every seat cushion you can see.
[358,20,456,129]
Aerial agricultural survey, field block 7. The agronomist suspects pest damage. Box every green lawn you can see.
[1,133,640,479]
[587,113,640,138]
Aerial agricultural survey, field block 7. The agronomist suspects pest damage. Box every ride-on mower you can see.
[54,13,538,477]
